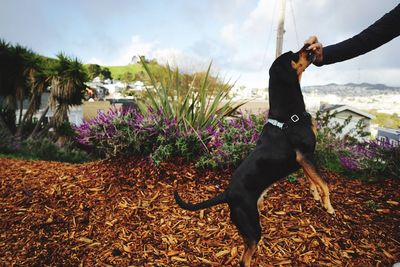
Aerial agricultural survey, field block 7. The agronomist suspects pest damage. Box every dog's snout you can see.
[307,51,316,63]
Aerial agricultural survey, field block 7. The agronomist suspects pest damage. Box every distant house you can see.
[377,128,400,146]
[130,81,145,91]
[17,92,84,126]
[319,104,375,139]
[86,81,111,100]
[130,56,140,64]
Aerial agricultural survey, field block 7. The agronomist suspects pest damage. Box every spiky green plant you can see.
[137,57,245,129]
[48,53,88,128]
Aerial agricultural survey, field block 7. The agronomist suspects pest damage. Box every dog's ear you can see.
[269,51,298,86]
[291,52,300,63]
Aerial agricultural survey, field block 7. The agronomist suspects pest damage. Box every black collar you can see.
[268,112,311,130]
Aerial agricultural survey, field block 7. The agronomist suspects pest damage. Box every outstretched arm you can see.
[306,4,400,66]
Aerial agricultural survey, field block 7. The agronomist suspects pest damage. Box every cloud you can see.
[86,57,106,66]
[219,0,275,47]
[153,48,210,72]
[215,0,278,76]
[242,0,274,33]
[109,35,210,73]
[220,24,237,48]
[113,35,156,65]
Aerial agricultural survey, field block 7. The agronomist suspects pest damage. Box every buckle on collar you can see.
[291,114,299,123]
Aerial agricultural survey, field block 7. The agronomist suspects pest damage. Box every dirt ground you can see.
[0,157,399,266]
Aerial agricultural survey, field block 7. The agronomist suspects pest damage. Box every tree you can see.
[101,67,112,80]
[48,53,88,128]
[134,71,146,81]
[121,71,134,83]
[0,40,89,151]
[87,64,101,80]
[0,41,41,142]
[0,39,15,143]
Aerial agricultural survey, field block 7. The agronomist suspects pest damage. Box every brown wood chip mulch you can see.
[0,157,399,266]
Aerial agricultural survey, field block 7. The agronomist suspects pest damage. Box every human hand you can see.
[304,36,323,64]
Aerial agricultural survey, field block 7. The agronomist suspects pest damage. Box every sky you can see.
[1,0,399,88]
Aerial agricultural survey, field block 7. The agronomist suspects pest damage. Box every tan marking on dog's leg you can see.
[304,164,333,213]
[257,194,265,211]
[308,177,321,201]
[240,243,248,263]
[296,150,335,214]
[240,242,257,267]
[295,128,321,202]
[297,152,321,201]
[257,186,272,212]
[257,184,275,212]
[311,118,317,136]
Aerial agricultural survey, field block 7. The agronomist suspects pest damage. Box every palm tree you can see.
[1,40,89,149]
[30,54,88,140]
[49,53,88,127]
[0,41,34,145]
[29,53,88,139]
[0,40,14,143]
[22,57,49,125]
[0,40,13,97]
[14,51,50,138]
[11,45,34,128]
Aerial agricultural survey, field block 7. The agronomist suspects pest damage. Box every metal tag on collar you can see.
[291,114,300,123]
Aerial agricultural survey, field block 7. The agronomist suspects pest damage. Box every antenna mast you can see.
[275,0,286,58]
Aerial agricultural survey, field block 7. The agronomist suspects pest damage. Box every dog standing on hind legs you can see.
[174,44,335,267]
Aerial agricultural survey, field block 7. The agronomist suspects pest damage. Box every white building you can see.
[319,104,375,139]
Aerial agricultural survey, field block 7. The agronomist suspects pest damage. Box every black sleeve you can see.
[318,4,400,66]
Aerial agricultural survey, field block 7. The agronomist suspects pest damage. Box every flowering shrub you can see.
[75,106,398,178]
[75,107,151,157]
[315,111,400,180]
[339,141,400,180]
[315,111,350,173]
[196,114,264,168]
[74,107,265,168]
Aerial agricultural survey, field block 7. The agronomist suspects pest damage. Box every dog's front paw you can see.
[310,189,321,202]
[326,206,335,215]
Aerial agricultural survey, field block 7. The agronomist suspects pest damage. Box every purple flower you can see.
[339,156,360,171]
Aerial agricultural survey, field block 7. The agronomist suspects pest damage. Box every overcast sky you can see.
[1,0,399,88]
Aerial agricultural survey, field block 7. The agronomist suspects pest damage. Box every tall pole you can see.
[275,0,286,58]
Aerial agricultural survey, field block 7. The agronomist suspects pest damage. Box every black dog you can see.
[174,45,335,267]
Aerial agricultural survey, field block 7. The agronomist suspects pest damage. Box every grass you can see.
[369,109,400,128]
[106,64,144,80]
[0,153,38,161]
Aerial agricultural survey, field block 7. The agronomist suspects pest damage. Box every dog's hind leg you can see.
[240,239,258,267]
[230,204,261,267]
[296,150,335,214]
[257,185,275,211]
[257,188,268,211]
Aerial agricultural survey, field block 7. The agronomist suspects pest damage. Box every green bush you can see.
[17,138,91,163]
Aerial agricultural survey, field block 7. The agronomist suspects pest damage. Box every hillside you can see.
[303,83,400,97]
[301,83,400,115]
[106,64,144,80]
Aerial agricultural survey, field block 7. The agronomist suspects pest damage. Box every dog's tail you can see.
[174,191,227,211]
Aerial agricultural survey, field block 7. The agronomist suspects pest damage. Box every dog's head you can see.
[269,44,315,85]
[291,44,316,81]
